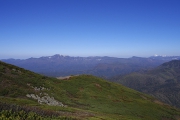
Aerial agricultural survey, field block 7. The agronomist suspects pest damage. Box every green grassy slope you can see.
[0,61,180,120]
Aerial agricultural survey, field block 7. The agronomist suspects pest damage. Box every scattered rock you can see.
[26,93,65,107]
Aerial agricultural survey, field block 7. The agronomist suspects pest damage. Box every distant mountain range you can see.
[2,54,180,78]
[115,60,180,108]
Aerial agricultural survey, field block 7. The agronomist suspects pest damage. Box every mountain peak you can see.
[52,54,69,58]
[53,54,61,57]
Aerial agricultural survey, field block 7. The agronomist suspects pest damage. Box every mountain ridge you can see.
[115,60,180,108]
[2,54,180,78]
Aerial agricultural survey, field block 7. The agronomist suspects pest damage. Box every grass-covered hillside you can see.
[116,60,180,108]
[0,61,180,120]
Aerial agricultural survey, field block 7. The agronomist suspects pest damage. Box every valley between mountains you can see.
[1,55,180,119]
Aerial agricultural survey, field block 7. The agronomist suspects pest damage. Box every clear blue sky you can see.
[0,0,180,59]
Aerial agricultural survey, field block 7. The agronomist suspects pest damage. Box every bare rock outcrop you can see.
[26,93,65,107]
[26,85,65,107]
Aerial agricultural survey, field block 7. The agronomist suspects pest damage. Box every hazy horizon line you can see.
[1,54,180,60]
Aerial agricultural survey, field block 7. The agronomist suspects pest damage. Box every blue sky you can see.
[0,0,180,59]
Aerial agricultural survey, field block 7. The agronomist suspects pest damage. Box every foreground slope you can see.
[0,61,180,120]
[116,60,180,108]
